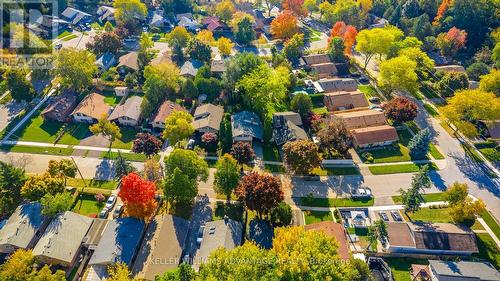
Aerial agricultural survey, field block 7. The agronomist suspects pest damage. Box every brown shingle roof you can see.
[71,93,110,120]
[324,90,369,112]
[302,54,330,65]
[335,109,387,129]
[311,63,337,77]
[41,90,78,121]
[387,222,415,248]
[192,103,224,132]
[304,222,349,260]
[152,100,187,124]
[118,52,139,71]
[410,223,479,253]
[351,125,399,146]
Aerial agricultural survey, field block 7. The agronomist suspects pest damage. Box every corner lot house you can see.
[231,111,263,144]
[192,103,224,134]
[108,96,143,126]
[324,90,369,112]
[41,90,78,122]
[272,112,308,150]
[0,203,49,254]
[132,215,190,280]
[151,100,187,130]
[86,218,145,281]
[97,6,115,23]
[117,52,139,75]
[33,211,93,268]
[71,93,111,123]
[428,260,500,281]
[194,219,243,270]
[386,222,479,256]
[305,222,349,260]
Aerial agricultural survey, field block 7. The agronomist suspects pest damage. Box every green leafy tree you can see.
[187,38,212,63]
[282,140,322,175]
[163,111,194,146]
[328,37,345,62]
[444,182,486,223]
[444,182,468,205]
[466,62,490,81]
[0,249,66,281]
[214,154,240,202]
[283,33,304,62]
[290,92,313,120]
[113,0,147,34]
[222,52,265,93]
[215,0,235,22]
[89,115,122,150]
[163,149,209,204]
[233,16,256,45]
[180,78,198,99]
[142,62,180,117]
[53,48,97,90]
[379,55,418,94]
[47,159,77,186]
[21,173,65,201]
[168,26,191,51]
[5,68,35,102]
[355,26,404,69]
[479,69,499,96]
[157,263,196,281]
[435,71,469,98]
[270,202,293,227]
[408,128,431,160]
[0,162,26,217]
[40,191,73,217]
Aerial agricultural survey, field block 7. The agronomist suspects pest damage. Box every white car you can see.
[352,188,372,198]
[105,195,117,209]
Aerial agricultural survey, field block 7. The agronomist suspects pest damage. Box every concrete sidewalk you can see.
[2,140,133,153]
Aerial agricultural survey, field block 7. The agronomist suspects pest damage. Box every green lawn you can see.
[404,207,482,229]
[385,257,429,281]
[0,144,74,156]
[479,148,500,162]
[358,85,377,99]
[424,103,440,117]
[304,210,333,225]
[298,197,374,208]
[102,91,120,106]
[213,201,244,222]
[263,142,280,162]
[392,192,446,204]
[90,22,104,30]
[71,193,104,217]
[62,34,78,41]
[100,151,148,162]
[111,127,138,149]
[480,210,500,239]
[312,106,328,115]
[369,163,438,175]
[311,167,360,176]
[462,143,485,163]
[56,30,72,39]
[66,178,117,190]
[429,143,445,159]
[474,233,500,269]
[359,129,414,163]
[264,164,286,173]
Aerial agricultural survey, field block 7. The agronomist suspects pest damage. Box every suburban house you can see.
[175,13,194,22]
[0,203,49,254]
[177,16,201,32]
[149,11,168,28]
[202,16,225,33]
[434,65,466,73]
[315,78,358,93]
[252,10,273,37]
[428,260,500,281]
[32,211,93,268]
[231,111,264,144]
[272,112,308,151]
[86,218,145,281]
[96,6,115,23]
[108,96,143,126]
[304,222,349,260]
[248,220,274,250]
[192,103,224,134]
[324,90,369,112]
[386,222,479,256]
[60,7,92,26]
[194,219,243,270]
[95,52,116,72]
[114,86,129,97]
[117,52,139,75]
[41,90,78,122]
[150,100,187,130]
[29,15,70,38]
[311,63,338,79]
[180,59,203,78]
[301,54,331,66]
[211,58,227,76]
[71,93,111,124]
[351,125,399,148]
[335,110,388,129]
[132,215,190,280]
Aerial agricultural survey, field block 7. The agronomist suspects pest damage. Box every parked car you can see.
[391,210,403,221]
[196,225,205,245]
[352,188,372,198]
[358,76,369,84]
[378,212,389,221]
[369,97,381,104]
[54,43,63,50]
[99,207,109,218]
[369,104,381,109]
[186,139,195,150]
[105,195,117,209]
[152,34,161,41]
[350,72,361,78]
[113,204,124,219]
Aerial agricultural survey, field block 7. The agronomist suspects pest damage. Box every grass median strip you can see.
[368,163,438,175]
[100,151,149,162]
[297,197,374,208]
[0,144,74,156]
[480,210,500,240]
[392,192,445,204]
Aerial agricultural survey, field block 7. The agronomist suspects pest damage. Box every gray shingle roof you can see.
[180,60,203,77]
[89,218,145,266]
[32,211,93,265]
[231,111,263,141]
[108,96,143,122]
[0,203,46,251]
[429,260,500,280]
[272,112,308,146]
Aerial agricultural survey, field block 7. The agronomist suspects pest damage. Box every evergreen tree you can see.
[408,128,431,159]
[399,165,431,213]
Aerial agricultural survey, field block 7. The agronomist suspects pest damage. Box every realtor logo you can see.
[0,0,57,68]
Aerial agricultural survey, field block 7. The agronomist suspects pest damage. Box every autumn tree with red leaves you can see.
[132,133,163,158]
[271,11,300,39]
[235,172,284,219]
[329,21,358,55]
[282,0,308,18]
[118,173,157,221]
[436,27,467,57]
[433,0,453,25]
[383,96,418,125]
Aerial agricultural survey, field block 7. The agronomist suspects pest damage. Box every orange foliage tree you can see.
[329,21,358,55]
[271,11,300,40]
[118,172,157,221]
[436,27,467,56]
[433,0,453,25]
[283,0,308,18]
